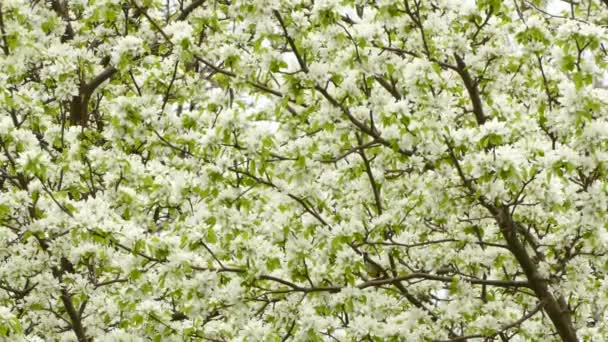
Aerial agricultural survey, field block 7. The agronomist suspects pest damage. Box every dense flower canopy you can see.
[1,0,608,341]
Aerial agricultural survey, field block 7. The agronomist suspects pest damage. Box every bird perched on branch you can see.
[363,253,384,278]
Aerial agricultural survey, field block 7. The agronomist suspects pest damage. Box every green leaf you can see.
[0,204,10,221]
[207,228,217,244]
[133,314,144,326]
[266,257,281,271]
[296,154,306,168]
[449,278,460,295]
[129,269,142,281]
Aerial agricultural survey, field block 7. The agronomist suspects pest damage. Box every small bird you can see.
[363,253,383,278]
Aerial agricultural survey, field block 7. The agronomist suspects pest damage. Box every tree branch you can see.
[453,54,487,125]
[273,10,308,73]
[50,0,75,42]
[435,300,544,342]
[177,0,206,21]
[0,4,10,55]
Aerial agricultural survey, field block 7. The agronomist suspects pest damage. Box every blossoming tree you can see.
[1,0,608,340]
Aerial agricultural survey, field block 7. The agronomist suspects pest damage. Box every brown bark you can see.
[490,206,578,342]
[69,67,116,127]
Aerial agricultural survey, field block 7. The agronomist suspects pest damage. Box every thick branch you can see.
[453,54,487,125]
[50,0,75,42]
[50,261,89,342]
[177,0,206,21]
[85,66,117,94]
[490,207,578,342]
[59,288,88,342]
[446,139,578,341]
[273,10,308,72]
[193,265,530,293]
[359,273,531,290]
[69,66,117,126]
[0,4,9,55]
